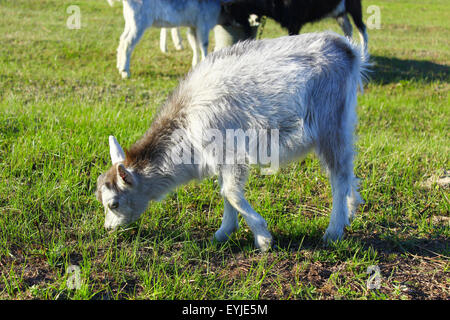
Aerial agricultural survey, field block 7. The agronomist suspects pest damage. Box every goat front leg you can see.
[214,173,240,242]
[322,152,363,242]
[323,171,352,242]
[214,198,240,242]
[219,168,272,251]
[225,192,272,252]
[219,167,272,252]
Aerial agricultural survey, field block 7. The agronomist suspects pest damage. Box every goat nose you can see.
[108,201,119,209]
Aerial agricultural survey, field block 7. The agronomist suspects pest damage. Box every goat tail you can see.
[348,38,371,94]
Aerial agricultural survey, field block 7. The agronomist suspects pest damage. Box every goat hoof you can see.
[120,71,130,79]
[255,233,273,253]
[322,227,344,243]
[213,231,230,243]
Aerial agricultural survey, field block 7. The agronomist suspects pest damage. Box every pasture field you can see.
[0,0,448,300]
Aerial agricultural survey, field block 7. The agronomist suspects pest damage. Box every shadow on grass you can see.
[350,234,449,258]
[273,230,448,260]
[115,219,448,262]
[122,55,450,84]
[370,55,450,84]
[134,68,186,80]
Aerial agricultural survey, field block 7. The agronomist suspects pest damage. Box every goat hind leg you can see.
[195,26,210,62]
[186,27,199,66]
[318,140,361,242]
[336,14,353,40]
[171,28,183,51]
[160,28,183,53]
[346,0,369,52]
[287,25,301,36]
[323,167,353,242]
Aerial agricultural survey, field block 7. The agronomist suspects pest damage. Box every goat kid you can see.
[96,32,368,252]
[107,0,226,78]
[221,0,369,52]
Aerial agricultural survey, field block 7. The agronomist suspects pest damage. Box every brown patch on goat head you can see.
[124,88,188,170]
[96,165,119,202]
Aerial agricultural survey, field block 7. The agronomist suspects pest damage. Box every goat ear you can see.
[117,163,133,186]
[109,135,125,164]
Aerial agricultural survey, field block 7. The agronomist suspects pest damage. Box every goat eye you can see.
[108,201,119,210]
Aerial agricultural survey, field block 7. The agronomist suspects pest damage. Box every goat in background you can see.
[221,0,369,52]
[107,0,228,78]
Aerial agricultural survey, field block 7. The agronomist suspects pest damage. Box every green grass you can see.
[0,0,449,300]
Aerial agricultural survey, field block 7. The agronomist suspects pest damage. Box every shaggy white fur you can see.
[97,32,369,252]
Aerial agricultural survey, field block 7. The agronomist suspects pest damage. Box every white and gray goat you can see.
[107,0,228,78]
[96,32,368,252]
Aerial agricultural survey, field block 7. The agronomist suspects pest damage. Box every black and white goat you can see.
[221,0,369,51]
[107,0,228,78]
[96,32,368,252]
